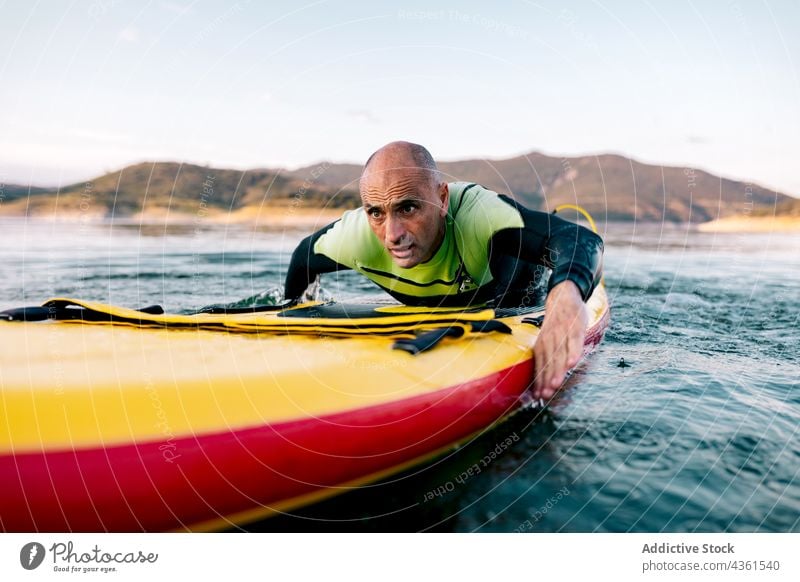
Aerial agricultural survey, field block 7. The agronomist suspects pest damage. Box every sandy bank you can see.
[697,216,800,233]
[0,206,350,230]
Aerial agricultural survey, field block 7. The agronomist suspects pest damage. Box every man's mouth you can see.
[389,245,414,259]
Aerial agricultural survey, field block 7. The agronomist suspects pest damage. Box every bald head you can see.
[360,141,441,190]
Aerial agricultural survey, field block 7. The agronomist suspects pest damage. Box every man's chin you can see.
[389,251,420,268]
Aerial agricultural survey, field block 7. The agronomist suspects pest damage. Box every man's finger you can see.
[539,337,565,396]
[533,338,553,396]
[533,342,547,394]
[567,328,585,368]
[548,345,567,391]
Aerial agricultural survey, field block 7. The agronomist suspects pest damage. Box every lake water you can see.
[1,218,798,532]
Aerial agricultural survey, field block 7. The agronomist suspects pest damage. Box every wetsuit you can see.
[284,182,603,307]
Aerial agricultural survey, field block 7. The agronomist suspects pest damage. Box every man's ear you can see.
[439,182,449,217]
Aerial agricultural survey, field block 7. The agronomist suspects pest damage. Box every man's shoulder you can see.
[448,182,493,215]
[318,207,373,242]
[447,182,524,234]
[447,182,513,215]
[313,207,383,267]
[447,181,494,198]
[334,206,367,229]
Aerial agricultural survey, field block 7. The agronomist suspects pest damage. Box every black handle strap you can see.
[470,319,512,334]
[193,299,296,315]
[521,315,544,327]
[391,319,512,355]
[392,326,465,355]
[0,304,164,322]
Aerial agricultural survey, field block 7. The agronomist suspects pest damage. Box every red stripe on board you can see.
[1,362,533,531]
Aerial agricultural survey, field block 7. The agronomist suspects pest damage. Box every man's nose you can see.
[384,214,406,245]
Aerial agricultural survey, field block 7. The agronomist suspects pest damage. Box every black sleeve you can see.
[283,221,351,300]
[489,196,604,302]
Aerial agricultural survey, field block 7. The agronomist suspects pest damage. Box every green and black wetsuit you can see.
[284,182,603,307]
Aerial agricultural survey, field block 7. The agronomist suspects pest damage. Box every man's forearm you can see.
[284,235,316,300]
[283,231,348,300]
[546,222,604,301]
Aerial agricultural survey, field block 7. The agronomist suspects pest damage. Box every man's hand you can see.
[532,280,588,400]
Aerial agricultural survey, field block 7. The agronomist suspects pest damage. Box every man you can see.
[284,141,603,400]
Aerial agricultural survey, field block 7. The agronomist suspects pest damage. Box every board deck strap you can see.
[0,297,514,339]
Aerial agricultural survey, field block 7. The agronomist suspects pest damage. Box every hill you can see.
[0,162,360,221]
[288,152,791,223]
[1,152,795,225]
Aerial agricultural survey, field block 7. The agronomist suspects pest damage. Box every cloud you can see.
[118,26,139,43]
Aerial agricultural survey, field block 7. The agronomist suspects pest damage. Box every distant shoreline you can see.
[697,215,800,233]
[3,210,800,234]
[0,207,346,230]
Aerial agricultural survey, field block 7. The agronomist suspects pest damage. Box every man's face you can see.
[360,169,449,268]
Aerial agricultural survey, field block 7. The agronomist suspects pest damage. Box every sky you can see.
[1,0,798,195]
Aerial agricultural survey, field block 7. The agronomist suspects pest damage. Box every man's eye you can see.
[399,204,416,214]
[368,209,382,219]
